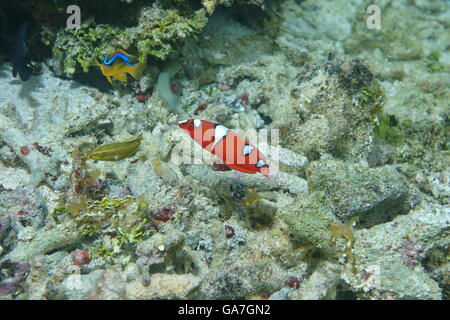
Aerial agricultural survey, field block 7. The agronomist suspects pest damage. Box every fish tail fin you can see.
[127,59,147,81]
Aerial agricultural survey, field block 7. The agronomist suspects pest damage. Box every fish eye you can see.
[188,122,194,129]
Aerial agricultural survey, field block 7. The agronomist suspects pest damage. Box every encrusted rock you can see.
[343,203,448,299]
[288,262,341,300]
[307,160,411,228]
[126,273,201,299]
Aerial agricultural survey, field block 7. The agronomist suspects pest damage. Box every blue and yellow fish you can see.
[98,49,147,84]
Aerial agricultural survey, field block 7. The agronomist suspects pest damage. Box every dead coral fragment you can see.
[87,137,142,161]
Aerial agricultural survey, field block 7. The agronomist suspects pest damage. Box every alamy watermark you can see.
[366,5,381,30]
[64,4,380,31]
[66,5,81,30]
[64,265,82,290]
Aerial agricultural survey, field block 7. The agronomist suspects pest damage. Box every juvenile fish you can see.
[178,119,270,176]
[0,22,33,81]
[87,137,142,161]
[98,49,146,84]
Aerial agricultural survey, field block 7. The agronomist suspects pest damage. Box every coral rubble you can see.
[0,0,448,300]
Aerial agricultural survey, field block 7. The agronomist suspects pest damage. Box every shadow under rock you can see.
[15,74,43,106]
[70,66,114,94]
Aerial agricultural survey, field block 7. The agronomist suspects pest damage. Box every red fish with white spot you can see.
[178,119,270,176]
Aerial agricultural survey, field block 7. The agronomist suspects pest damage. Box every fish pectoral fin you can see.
[98,63,112,83]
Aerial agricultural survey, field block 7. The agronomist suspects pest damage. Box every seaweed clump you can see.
[52,141,158,263]
[51,4,208,75]
[54,193,155,264]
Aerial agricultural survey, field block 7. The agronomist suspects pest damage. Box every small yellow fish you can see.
[87,137,142,161]
[98,49,147,84]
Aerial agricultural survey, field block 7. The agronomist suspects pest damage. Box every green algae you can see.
[62,196,153,262]
[52,5,207,75]
[375,114,403,144]
[426,51,443,73]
